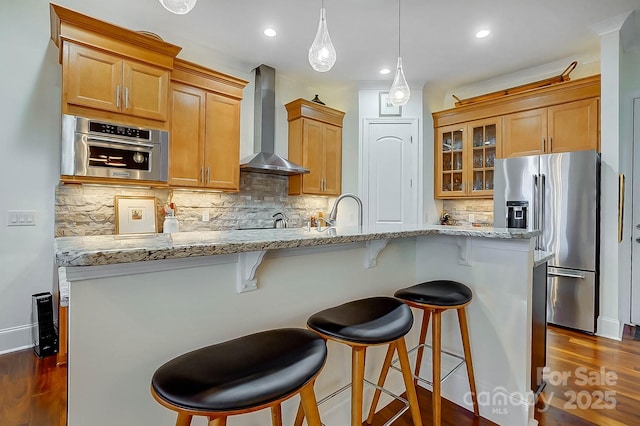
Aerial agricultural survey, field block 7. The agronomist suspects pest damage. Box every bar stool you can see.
[151,328,327,426]
[367,280,479,426]
[294,296,422,426]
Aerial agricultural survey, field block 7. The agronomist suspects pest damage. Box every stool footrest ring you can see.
[316,379,409,426]
[390,343,466,386]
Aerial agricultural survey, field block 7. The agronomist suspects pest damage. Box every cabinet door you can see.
[301,119,325,195]
[168,83,205,187]
[503,109,547,157]
[468,119,499,196]
[322,123,342,195]
[435,125,465,197]
[64,43,122,113]
[548,98,599,153]
[123,60,170,121]
[203,92,241,190]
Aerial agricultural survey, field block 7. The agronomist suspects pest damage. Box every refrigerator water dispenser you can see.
[507,201,528,229]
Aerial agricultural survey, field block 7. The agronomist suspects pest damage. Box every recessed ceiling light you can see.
[475,29,491,39]
[264,28,277,37]
[380,68,391,75]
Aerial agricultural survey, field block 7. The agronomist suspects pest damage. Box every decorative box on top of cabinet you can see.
[50,3,182,129]
[435,119,500,198]
[168,59,248,191]
[286,99,345,196]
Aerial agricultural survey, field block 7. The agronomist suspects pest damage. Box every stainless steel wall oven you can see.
[60,114,168,182]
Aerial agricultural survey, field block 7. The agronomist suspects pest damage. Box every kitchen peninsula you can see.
[55,225,547,426]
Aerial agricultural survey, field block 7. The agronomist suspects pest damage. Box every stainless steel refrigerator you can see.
[494,150,600,333]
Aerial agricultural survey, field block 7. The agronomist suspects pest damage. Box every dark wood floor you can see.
[1,325,639,425]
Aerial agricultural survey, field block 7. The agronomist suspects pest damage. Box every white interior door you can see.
[631,98,640,324]
[364,120,417,231]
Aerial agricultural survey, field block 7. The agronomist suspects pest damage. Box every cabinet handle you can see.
[549,136,552,151]
[125,87,129,110]
[200,167,204,183]
[116,85,120,109]
[206,167,211,184]
[542,138,546,151]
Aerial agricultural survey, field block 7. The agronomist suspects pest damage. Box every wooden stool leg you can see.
[432,310,442,426]
[365,342,397,424]
[271,403,283,426]
[207,417,227,426]
[299,380,323,426]
[414,309,431,386]
[352,346,367,426]
[396,337,423,426]
[458,307,479,416]
[176,413,193,426]
[293,401,305,426]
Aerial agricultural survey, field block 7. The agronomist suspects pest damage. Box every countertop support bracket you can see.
[365,239,389,268]
[237,250,266,293]
[457,237,471,266]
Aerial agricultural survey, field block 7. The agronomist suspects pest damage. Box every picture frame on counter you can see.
[114,196,158,234]
[379,91,402,117]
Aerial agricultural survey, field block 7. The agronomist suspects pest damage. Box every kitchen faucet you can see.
[328,193,363,230]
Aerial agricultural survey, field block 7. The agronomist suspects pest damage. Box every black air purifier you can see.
[32,292,58,358]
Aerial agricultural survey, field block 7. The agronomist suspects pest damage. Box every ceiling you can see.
[63,0,640,92]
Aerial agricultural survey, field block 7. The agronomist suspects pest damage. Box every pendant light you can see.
[389,0,410,106]
[158,0,197,15]
[308,0,337,72]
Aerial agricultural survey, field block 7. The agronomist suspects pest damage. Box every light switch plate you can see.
[468,213,475,223]
[202,210,210,222]
[8,210,37,226]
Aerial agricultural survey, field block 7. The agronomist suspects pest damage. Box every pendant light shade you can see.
[158,0,197,15]
[389,57,410,106]
[308,1,336,72]
[389,0,410,106]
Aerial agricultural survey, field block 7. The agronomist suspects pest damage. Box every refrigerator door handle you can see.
[533,174,540,248]
[548,270,586,279]
[540,173,546,250]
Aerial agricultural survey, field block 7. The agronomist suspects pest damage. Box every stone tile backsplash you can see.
[55,172,331,237]
[441,199,494,226]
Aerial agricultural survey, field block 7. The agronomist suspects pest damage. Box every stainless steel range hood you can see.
[240,64,309,176]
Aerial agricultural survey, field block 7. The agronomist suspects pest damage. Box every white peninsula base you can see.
[60,231,540,426]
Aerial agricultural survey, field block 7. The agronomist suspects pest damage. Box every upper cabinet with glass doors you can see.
[433,75,600,200]
[435,119,499,198]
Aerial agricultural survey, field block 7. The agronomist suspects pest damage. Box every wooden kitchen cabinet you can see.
[435,119,499,198]
[286,99,345,196]
[50,3,182,129]
[433,75,600,199]
[168,59,248,191]
[64,43,170,121]
[503,98,599,157]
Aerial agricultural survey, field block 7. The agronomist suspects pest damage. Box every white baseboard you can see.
[596,316,623,341]
[0,323,35,355]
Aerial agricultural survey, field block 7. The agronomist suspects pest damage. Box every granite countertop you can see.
[54,225,540,267]
[534,250,555,267]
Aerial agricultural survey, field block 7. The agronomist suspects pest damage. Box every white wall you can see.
[616,13,640,327]
[0,0,359,353]
[0,1,62,353]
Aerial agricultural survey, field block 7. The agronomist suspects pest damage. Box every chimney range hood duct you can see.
[240,64,309,176]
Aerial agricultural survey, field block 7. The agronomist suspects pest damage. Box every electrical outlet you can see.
[202,210,210,222]
[8,210,36,226]
[468,213,475,223]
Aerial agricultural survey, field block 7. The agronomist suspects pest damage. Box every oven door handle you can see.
[86,135,155,149]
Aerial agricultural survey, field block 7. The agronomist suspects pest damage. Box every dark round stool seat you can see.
[395,280,472,307]
[151,328,327,413]
[307,296,413,344]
